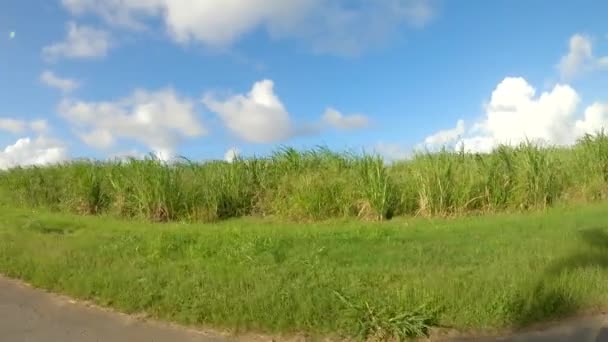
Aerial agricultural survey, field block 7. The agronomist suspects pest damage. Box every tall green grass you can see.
[3,133,608,223]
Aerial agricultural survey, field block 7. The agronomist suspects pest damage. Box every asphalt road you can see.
[444,314,608,342]
[0,275,233,342]
[452,316,608,342]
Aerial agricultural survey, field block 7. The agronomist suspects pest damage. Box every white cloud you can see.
[58,87,206,157]
[0,118,26,134]
[61,0,435,55]
[105,149,170,162]
[107,149,147,161]
[61,0,163,30]
[322,107,369,130]
[29,120,49,133]
[421,77,608,153]
[78,129,115,149]
[0,118,49,134]
[372,142,411,162]
[40,70,80,93]
[224,147,240,163]
[558,34,608,80]
[424,119,464,147]
[203,80,371,143]
[43,22,111,61]
[575,102,608,136]
[203,79,293,143]
[279,0,435,56]
[0,136,67,170]
[0,118,66,169]
[152,148,173,162]
[454,136,496,154]
[479,78,580,146]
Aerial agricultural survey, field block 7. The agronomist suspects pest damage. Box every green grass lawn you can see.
[2,203,608,340]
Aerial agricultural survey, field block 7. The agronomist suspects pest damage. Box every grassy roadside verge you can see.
[2,204,608,340]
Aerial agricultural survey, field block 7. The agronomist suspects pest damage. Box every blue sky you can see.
[1,0,608,167]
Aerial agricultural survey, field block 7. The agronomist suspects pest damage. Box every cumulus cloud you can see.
[0,118,49,134]
[477,78,580,146]
[0,117,66,169]
[322,107,370,130]
[40,70,80,93]
[575,102,608,136]
[203,79,293,143]
[58,88,206,158]
[203,80,371,143]
[422,77,608,153]
[61,0,436,55]
[43,22,111,61]
[0,136,67,170]
[558,34,608,80]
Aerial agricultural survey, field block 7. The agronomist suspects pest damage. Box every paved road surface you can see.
[445,315,608,342]
[2,275,608,342]
[452,316,608,342]
[0,275,233,342]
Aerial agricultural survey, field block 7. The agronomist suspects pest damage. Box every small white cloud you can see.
[29,120,49,133]
[0,136,67,170]
[40,70,80,93]
[107,149,147,161]
[61,0,162,30]
[558,33,608,80]
[61,0,436,56]
[373,142,411,162]
[0,118,27,134]
[282,0,436,56]
[423,119,464,147]
[58,87,206,157]
[43,21,111,61]
[558,34,592,80]
[203,80,371,142]
[203,79,293,143]
[78,129,115,149]
[224,147,240,163]
[455,136,496,154]
[153,148,173,162]
[0,118,48,134]
[322,107,369,130]
[422,77,608,153]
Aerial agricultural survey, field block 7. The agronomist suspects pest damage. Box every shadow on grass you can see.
[502,228,608,341]
[21,219,81,235]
